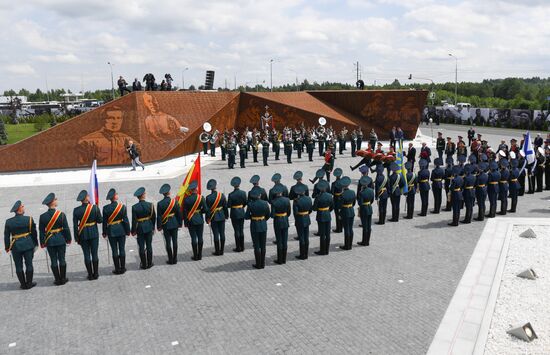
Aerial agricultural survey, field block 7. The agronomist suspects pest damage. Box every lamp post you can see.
[289,69,299,91]
[270,59,274,92]
[182,67,189,90]
[107,62,114,100]
[448,53,458,105]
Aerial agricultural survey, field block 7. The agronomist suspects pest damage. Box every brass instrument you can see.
[210,130,219,144]
[199,132,211,143]
[316,116,326,135]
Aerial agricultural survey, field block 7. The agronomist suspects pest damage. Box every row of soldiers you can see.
[201,126,377,168]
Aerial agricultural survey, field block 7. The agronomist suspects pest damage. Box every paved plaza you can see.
[0,124,548,354]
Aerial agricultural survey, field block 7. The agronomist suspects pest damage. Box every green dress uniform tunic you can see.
[103,201,130,273]
[73,203,102,279]
[205,191,229,256]
[5,214,38,289]
[271,194,291,264]
[313,190,334,255]
[245,196,271,269]
[39,209,71,284]
[228,187,247,252]
[156,197,182,264]
[131,200,156,268]
[182,193,207,261]
[293,193,313,259]
[357,185,374,246]
[339,187,356,250]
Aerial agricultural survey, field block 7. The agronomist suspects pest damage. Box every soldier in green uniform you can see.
[306,135,315,161]
[261,137,270,166]
[403,162,417,219]
[289,171,310,200]
[73,190,102,280]
[313,180,334,255]
[245,187,271,269]
[248,175,268,202]
[331,168,343,233]
[182,181,207,261]
[102,188,130,274]
[228,177,247,252]
[238,138,247,168]
[338,176,356,250]
[293,184,312,259]
[271,185,291,264]
[268,173,289,202]
[5,201,38,289]
[156,184,183,264]
[357,176,374,246]
[227,140,236,169]
[205,179,229,256]
[131,187,156,269]
[310,168,327,198]
[39,193,71,286]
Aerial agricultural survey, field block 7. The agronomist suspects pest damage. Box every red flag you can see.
[176,153,202,211]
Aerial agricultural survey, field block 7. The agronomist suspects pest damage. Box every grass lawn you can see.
[5,123,39,144]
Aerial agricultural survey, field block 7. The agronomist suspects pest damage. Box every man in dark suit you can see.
[406,143,416,171]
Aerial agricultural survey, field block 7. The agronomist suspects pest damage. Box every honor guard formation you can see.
[4,126,550,290]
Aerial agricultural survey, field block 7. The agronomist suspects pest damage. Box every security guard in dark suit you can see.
[293,184,312,259]
[331,168,343,233]
[404,162,417,219]
[245,187,271,269]
[431,158,444,214]
[271,185,291,264]
[417,159,430,216]
[261,138,270,166]
[5,201,38,289]
[103,188,130,274]
[338,176,356,250]
[508,159,520,213]
[131,187,156,269]
[374,163,389,225]
[388,162,404,222]
[448,166,463,226]
[182,181,207,261]
[357,176,374,246]
[486,161,500,218]
[156,184,183,264]
[268,173,289,203]
[39,193,71,286]
[461,165,476,224]
[248,175,268,202]
[497,158,510,215]
[289,170,310,200]
[228,177,247,252]
[313,180,334,255]
[73,190,102,280]
[475,162,489,221]
[205,179,228,256]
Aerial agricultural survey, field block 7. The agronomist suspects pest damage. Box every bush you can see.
[33,114,51,132]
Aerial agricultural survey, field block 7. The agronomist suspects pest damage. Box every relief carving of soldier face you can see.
[104,109,123,132]
[143,93,159,114]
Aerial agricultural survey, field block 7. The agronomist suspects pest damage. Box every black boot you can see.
[253,250,261,269]
[332,217,342,233]
[25,270,36,289]
[60,264,68,284]
[172,246,178,264]
[112,256,120,274]
[233,236,240,252]
[448,212,459,226]
[52,266,62,286]
[296,244,305,260]
[119,256,126,274]
[508,199,517,213]
[260,248,266,269]
[198,242,203,260]
[139,252,147,269]
[303,242,309,259]
[16,271,27,290]
[315,239,325,255]
[92,260,99,279]
[220,239,225,255]
[191,244,199,261]
[146,250,154,268]
[240,236,245,252]
[340,235,349,250]
[282,248,287,264]
[325,237,331,255]
[166,246,173,264]
[274,248,283,265]
[212,240,221,256]
[85,262,94,279]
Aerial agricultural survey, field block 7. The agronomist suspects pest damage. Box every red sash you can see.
[207,192,222,223]
[78,204,93,236]
[107,203,124,225]
[161,198,176,224]
[45,210,61,235]
[187,195,202,221]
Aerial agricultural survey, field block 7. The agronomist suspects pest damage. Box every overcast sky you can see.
[1,0,549,93]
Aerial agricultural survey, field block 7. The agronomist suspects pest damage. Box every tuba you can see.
[316,116,326,135]
[199,132,211,143]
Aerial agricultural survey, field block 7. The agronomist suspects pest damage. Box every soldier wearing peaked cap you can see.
[245,186,271,269]
[357,175,374,246]
[310,168,327,199]
[517,150,526,196]
[443,157,454,212]
[331,168,343,234]
[313,180,333,255]
[205,179,228,256]
[486,161,500,218]
[448,166,463,226]
[270,184,291,264]
[508,158,520,213]
[535,146,545,192]
[475,162,489,221]
[39,193,71,286]
[289,171,310,201]
[431,158,445,214]
[131,187,156,268]
[228,177,247,252]
[293,184,312,259]
[73,190,102,280]
[388,162,404,222]
[157,184,183,264]
[403,162,417,220]
[338,176,356,250]
[248,175,268,202]
[268,173,289,203]
[5,201,38,289]
[497,158,510,215]
[103,188,130,274]
[182,181,207,261]
[261,136,270,166]
[417,159,430,216]
[461,164,476,224]
[374,163,389,225]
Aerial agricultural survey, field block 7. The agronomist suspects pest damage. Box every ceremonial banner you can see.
[396,140,408,193]
[176,153,202,212]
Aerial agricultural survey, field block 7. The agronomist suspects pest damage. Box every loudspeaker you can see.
[507,323,537,342]
[516,268,537,280]
[205,70,215,90]
[519,228,536,238]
